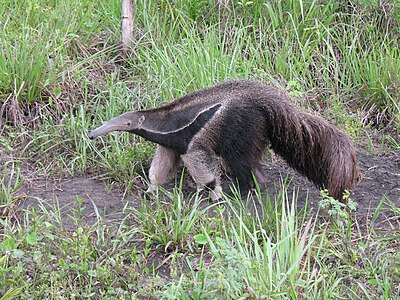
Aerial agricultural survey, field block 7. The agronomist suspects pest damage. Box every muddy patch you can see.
[14,150,400,228]
[15,175,141,228]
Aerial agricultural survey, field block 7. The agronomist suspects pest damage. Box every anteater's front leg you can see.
[147,145,180,193]
[181,147,222,201]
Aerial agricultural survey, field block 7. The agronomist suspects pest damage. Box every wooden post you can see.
[122,0,134,53]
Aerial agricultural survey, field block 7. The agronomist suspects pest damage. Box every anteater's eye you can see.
[126,121,131,126]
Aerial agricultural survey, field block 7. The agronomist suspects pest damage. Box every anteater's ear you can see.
[138,115,145,127]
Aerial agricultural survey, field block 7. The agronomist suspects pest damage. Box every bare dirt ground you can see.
[11,149,400,229]
[2,147,398,282]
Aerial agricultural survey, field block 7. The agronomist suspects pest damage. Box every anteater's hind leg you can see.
[181,147,222,201]
[147,145,180,193]
[224,148,267,192]
[252,164,267,188]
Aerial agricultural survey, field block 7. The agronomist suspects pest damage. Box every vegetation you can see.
[1,0,399,298]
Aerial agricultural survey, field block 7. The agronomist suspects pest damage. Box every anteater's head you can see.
[89,112,145,139]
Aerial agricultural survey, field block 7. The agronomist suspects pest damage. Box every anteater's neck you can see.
[132,103,221,154]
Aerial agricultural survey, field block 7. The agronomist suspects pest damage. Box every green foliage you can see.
[1,0,400,298]
[0,160,22,216]
[0,0,117,105]
[0,181,399,298]
[319,189,358,220]
[129,178,223,252]
[0,197,152,298]
[1,0,398,116]
[2,0,398,174]
[186,192,318,299]
[161,185,400,299]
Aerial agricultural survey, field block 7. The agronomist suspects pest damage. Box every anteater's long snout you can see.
[88,114,134,140]
[88,122,115,140]
[88,131,95,140]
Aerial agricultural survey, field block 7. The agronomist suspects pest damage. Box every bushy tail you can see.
[265,101,359,200]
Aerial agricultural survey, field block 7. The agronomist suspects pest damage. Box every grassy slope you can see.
[1,0,399,298]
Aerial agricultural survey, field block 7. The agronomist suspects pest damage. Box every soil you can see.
[9,149,400,229]
[1,147,398,283]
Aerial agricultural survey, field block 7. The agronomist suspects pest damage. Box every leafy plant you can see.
[0,160,23,216]
[319,189,357,220]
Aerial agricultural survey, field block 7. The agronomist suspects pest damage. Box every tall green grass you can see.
[1,0,398,176]
[1,171,399,298]
[0,0,119,105]
[1,1,400,299]
[0,160,22,215]
[2,0,398,113]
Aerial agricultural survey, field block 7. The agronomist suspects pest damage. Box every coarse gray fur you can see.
[89,80,360,201]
